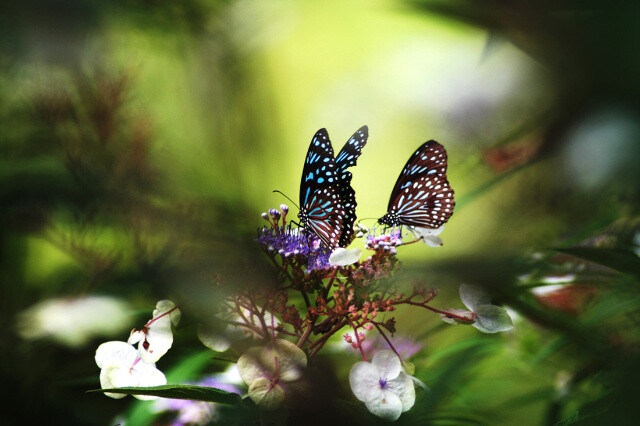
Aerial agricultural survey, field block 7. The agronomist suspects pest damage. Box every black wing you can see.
[379,140,455,228]
[335,125,368,247]
[298,129,345,249]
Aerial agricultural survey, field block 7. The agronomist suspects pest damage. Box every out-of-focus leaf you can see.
[91,384,244,405]
[554,247,640,277]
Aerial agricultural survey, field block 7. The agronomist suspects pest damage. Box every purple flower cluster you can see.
[256,206,331,271]
[365,229,403,254]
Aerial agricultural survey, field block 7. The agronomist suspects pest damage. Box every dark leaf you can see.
[554,247,640,277]
[90,384,245,406]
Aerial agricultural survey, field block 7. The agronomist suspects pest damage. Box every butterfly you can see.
[298,126,368,249]
[378,140,454,229]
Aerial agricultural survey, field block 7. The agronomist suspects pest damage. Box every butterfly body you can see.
[378,140,454,229]
[298,126,368,249]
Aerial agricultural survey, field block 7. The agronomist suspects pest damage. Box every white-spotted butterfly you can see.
[298,126,368,249]
[378,140,454,229]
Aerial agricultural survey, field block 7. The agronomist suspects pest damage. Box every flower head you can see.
[365,229,403,254]
[95,341,166,400]
[256,208,334,271]
[95,300,179,399]
[349,350,416,421]
[16,295,130,348]
[440,284,514,333]
[237,339,307,409]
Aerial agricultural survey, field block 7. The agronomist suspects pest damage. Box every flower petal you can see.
[153,300,181,327]
[473,305,514,333]
[237,339,307,386]
[95,341,137,368]
[247,377,285,410]
[133,363,167,400]
[459,284,492,311]
[100,365,131,399]
[387,371,415,412]
[272,339,307,382]
[364,389,403,421]
[127,330,144,345]
[198,324,231,352]
[237,346,268,386]
[423,234,443,247]
[411,226,445,247]
[372,350,402,380]
[349,361,380,402]
[139,319,173,364]
[139,301,180,363]
[329,248,362,266]
[411,376,429,392]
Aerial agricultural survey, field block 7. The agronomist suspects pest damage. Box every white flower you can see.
[128,300,180,363]
[349,350,416,421]
[16,296,130,347]
[95,341,166,400]
[237,339,307,409]
[411,225,445,247]
[94,300,179,399]
[329,247,362,266]
[440,284,513,333]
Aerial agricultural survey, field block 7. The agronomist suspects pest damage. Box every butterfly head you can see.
[378,212,399,227]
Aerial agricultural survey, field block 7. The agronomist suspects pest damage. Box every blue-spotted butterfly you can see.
[298,126,368,249]
[378,140,454,229]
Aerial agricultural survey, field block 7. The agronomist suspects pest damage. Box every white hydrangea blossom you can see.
[411,225,445,247]
[16,296,130,347]
[349,350,416,421]
[237,339,307,409]
[440,284,514,333]
[95,300,180,399]
[95,341,166,400]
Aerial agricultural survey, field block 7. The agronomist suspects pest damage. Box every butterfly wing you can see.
[299,129,345,249]
[380,140,455,228]
[335,125,368,247]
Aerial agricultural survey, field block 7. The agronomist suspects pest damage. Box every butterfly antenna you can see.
[273,190,300,210]
[357,217,380,224]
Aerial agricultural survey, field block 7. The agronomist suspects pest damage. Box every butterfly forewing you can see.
[381,140,455,228]
[300,129,336,206]
[335,126,368,174]
[335,126,368,247]
[298,129,345,249]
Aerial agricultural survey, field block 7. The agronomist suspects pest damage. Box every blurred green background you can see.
[2,0,640,424]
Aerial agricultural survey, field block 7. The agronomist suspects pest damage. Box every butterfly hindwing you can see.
[379,140,455,228]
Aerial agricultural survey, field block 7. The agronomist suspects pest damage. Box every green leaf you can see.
[90,384,244,406]
[554,247,640,277]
